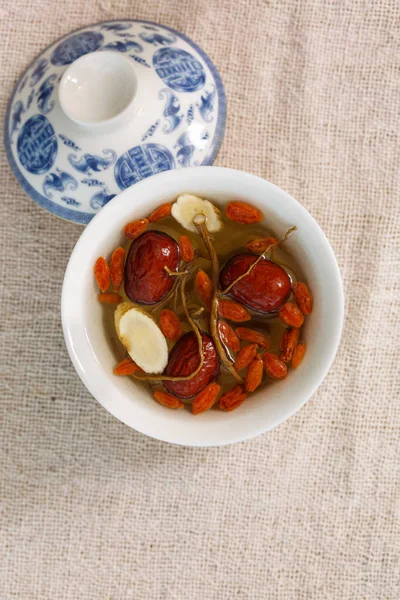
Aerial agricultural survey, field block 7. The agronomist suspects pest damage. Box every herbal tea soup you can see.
[93,195,313,415]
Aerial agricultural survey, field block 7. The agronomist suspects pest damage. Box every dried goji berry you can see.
[293,282,313,315]
[110,247,125,291]
[244,237,278,254]
[98,292,122,304]
[292,343,306,368]
[154,390,184,409]
[179,235,195,262]
[148,203,172,222]
[279,302,304,328]
[218,321,241,353]
[280,328,299,363]
[192,382,220,415]
[218,385,247,411]
[263,353,288,379]
[195,270,212,311]
[235,327,269,348]
[218,299,251,322]
[113,357,142,375]
[225,201,263,224]
[123,218,149,239]
[234,343,258,371]
[94,256,110,292]
[160,309,182,342]
[245,354,263,392]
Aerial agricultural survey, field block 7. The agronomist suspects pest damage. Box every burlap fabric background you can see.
[1,1,399,598]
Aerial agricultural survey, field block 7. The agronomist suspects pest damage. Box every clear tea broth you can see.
[103,207,305,403]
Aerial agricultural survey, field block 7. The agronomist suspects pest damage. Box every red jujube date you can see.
[219,254,291,313]
[124,231,179,305]
[164,332,219,399]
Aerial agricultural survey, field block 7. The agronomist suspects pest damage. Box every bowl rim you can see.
[61,167,344,446]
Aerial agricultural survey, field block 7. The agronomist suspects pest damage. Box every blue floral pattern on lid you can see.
[4,20,226,225]
[37,75,57,114]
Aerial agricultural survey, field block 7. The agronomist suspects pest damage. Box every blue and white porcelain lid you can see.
[5,20,226,225]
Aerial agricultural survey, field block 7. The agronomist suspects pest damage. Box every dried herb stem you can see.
[164,266,188,277]
[221,226,297,295]
[194,215,243,383]
[131,268,205,383]
[173,278,181,314]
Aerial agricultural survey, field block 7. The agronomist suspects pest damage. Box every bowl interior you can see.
[62,167,343,446]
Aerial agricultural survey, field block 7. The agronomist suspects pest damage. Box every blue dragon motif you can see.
[130,55,151,68]
[19,76,28,92]
[139,31,176,46]
[59,134,80,151]
[103,40,143,53]
[68,149,117,175]
[10,101,24,137]
[81,178,106,187]
[90,190,116,210]
[43,169,78,199]
[101,23,132,32]
[36,74,57,114]
[117,32,137,38]
[159,89,182,133]
[30,59,49,87]
[174,132,198,168]
[187,104,194,125]
[26,89,35,110]
[197,86,216,123]
[61,196,80,207]
[141,120,160,142]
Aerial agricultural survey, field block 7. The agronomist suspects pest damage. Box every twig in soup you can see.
[194,214,243,383]
[173,278,182,314]
[164,265,188,277]
[221,226,297,296]
[130,268,205,383]
[191,306,205,318]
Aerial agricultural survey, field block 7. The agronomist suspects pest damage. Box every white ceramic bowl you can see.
[62,167,344,446]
